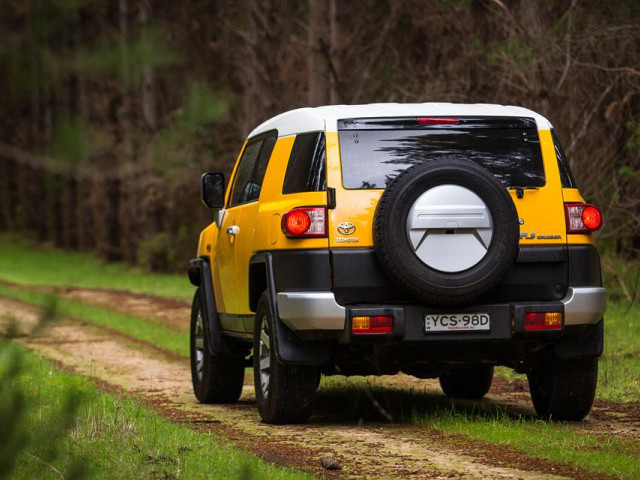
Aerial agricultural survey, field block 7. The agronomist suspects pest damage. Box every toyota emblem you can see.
[337,222,356,235]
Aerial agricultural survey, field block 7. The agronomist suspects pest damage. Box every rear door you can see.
[326,117,567,249]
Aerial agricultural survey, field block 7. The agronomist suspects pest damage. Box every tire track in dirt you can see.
[0,295,621,479]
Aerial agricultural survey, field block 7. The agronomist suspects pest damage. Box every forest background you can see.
[0,0,639,279]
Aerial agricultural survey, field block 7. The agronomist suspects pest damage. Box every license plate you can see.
[424,313,490,333]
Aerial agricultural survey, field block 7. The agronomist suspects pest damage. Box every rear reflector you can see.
[524,312,563,331]
[565,203,602,233]
[417,117,459,125]
[352,315,393,334]
[281,207,327,238]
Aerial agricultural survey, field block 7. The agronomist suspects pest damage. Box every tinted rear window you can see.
[551,130,576,188]
[282,132,326,194]
[338,119,545,189]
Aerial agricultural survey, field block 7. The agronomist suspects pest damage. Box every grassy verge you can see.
[316,380,640,479]
[0,285,189,358]
[599,303,640,402]
[0,233,193,301]
[417,407,639,479]
[0,340,311,480]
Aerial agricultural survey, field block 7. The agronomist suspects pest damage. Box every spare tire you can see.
[373,159,519,306]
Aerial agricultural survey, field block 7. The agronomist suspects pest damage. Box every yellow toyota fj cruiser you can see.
[188,103,605,424]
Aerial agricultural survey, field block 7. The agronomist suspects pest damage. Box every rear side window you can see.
[338,117,545,189]
[282,132,326,194]
[229,131,277,207]
[551,130,576,188]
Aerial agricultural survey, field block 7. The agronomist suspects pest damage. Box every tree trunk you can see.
[139,0,157,131]
[328,0,341,104]
[119,0,133,161]
[307,0,329,106]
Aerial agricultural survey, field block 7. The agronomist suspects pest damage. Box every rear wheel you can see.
[190,289,245,403]
[253,292,319,424]
[439,365,494,399]
[527,357,598,421]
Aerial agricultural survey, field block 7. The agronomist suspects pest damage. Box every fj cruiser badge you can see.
[337,222,356,235]
[520,232,562,240]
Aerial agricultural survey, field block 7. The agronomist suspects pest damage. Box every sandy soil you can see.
[2,289,633,479]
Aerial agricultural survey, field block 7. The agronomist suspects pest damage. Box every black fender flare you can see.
[250,252,333,366]
[187,257,235,356]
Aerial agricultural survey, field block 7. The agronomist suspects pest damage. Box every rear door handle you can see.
[226,225,240,237]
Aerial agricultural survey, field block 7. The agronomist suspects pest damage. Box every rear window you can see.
[551,130,576,188]
[282,132,326,194]
[338,117,545,189]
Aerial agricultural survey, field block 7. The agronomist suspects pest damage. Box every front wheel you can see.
[527,357,598,421]
[253,292,319,424]
[190,289,245,403]
[439,365,494,399]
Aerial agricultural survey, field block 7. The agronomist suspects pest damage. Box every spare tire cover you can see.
[373,159,519,306]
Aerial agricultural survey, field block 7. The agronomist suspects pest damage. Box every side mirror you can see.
[201,172,225,209]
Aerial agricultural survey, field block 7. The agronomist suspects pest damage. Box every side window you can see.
[282,132,326,194]
[551,130,576,188]
[229,132,277,207]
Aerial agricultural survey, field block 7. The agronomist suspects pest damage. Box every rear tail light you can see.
[352,315,393,334]
[565,203,602,234]
[524,312,563,331]
[282,207,327,238]
[417,117,459,125]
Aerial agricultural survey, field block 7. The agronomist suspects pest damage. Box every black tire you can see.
[373,159,519,306]
[527,357,598,421]
[253,291,319,424]
[190,288,245,403]
[439,365,494,399]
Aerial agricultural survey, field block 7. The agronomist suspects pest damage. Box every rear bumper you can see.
[276,286,605,334]
[562,287,606,325]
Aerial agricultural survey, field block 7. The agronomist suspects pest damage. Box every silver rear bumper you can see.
[562,287,606,326]
[276,286,606,331]
[277,292,346,331]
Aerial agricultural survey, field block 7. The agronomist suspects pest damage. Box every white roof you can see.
[248,103,553,138]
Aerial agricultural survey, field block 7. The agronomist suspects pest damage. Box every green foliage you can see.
[625,120,640,156]
[75,26,180,86]
[137,232,178,272]
[486,38,534,69]
[138,226,191,272]
[153,82,230,175]
[0,343,86,480]
[48,117,92,164]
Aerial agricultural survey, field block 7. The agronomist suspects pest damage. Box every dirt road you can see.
[1,289,636,479]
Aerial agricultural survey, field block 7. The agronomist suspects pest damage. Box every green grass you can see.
[0,233,193,301]
[416,407,639,479]
[314,381,640,479]
[0,285,189,357]
[1,340,311,480]
[599,303,640,402]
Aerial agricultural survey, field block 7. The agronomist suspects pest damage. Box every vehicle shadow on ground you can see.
[311,385,536,426]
